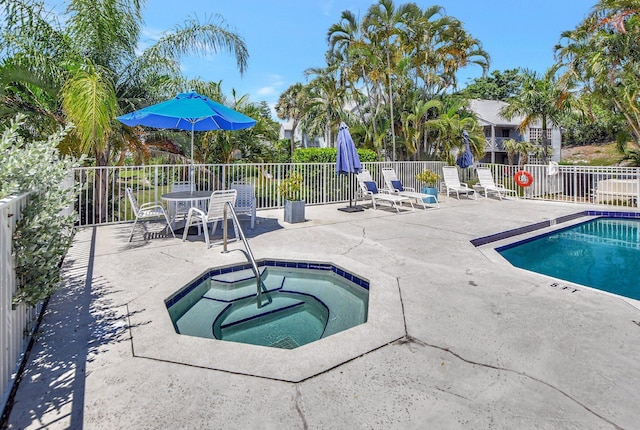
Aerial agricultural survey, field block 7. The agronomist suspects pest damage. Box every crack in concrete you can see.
[341,223,366,255]
[396,335,624,430]
[294,385,309,430]
[159,250,190,262]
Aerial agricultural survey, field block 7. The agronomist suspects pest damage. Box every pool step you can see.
[219,295,306,329]
[204,269,284,302]
[175,299,229,339]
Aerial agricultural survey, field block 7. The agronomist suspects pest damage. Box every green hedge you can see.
[292,147,377,163]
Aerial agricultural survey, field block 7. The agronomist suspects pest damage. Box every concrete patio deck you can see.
[5,196,640,429]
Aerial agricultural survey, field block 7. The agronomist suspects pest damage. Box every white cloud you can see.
[257,86,276,96]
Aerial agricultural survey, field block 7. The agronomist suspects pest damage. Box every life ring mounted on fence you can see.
[514,170,534,187]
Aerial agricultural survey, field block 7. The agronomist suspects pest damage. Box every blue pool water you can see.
[498,217,640,300]
[166,261,369,349]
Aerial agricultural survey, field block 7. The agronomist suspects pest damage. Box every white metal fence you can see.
[477,163,640,207]
[72,161,640,227]
[74,161,447,226]
[1,193,41,414]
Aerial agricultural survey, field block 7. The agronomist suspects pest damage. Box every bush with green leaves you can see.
[1,115,83,306]
[292,147,378,163]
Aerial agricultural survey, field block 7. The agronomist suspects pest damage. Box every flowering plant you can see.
[415,169,440,187]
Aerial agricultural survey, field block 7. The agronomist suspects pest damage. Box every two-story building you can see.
[468,99,562,164]
[278,119,328,148]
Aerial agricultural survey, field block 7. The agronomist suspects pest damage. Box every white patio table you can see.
[161,190,213,227]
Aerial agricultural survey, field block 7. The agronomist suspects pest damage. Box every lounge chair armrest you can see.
[403,186,416,192]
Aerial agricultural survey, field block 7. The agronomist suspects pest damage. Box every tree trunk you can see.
[93,151,110,224]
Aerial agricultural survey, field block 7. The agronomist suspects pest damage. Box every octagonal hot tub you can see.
[166,260,369,349]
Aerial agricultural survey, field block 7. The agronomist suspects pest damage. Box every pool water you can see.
[498,217,640,300]
[166,263,369,349]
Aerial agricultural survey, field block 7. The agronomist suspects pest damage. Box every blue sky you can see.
[47,0,596,113]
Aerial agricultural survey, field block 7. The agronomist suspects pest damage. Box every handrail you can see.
[221,201,269,308]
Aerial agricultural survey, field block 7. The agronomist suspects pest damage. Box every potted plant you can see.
[415,169,440,202]
[279,171,305,223]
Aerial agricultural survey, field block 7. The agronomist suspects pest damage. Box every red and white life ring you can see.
[514,171,534,187]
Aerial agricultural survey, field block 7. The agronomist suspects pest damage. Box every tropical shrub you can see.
[0,115,83,306]
[278,171,303,201]
[292,147,377,163]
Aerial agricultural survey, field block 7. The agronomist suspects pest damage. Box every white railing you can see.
[73,161,447,226]
[71,161,640,227]
[477,163,640,207]
[1,193,41,413]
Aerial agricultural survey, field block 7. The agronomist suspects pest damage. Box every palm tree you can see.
[500,69,572,163]
[555,1,640,158]
[327,10,380,148]
[275,83,306,158]
[2,0,249,221]
[2,0,249,162]
[400,97,442,160]
[425,99,484,164]
[502,139,518,166]
[303,67,349,148]
[364,0,420,161]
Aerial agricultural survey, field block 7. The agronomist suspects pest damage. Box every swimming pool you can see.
[166,260,369,349]
[497,217,640,300]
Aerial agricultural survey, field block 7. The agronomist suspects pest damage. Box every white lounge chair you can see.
[381,168,439,209]
[442,166,477,200]
[230,181,256,229]
[476,168,518,200]
[125,187,175,242]
[182,189,238,248]
[356,169,413,212]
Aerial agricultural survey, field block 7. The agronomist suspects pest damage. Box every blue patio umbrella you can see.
[456,130,474,169]
[336,122,364,212]
[117,91,256,191]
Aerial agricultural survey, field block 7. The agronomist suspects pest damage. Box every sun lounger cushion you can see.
[364,181,378,194]
[391,180,404,191]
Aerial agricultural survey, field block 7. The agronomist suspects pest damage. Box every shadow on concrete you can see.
[5,227,130,429]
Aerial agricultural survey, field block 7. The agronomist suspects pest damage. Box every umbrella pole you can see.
[338,172,364,213]
[190,123,195,194]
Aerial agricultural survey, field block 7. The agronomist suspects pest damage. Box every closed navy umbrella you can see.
[456,130,473,169]
[117,91,256,191]
[336,122,364,212]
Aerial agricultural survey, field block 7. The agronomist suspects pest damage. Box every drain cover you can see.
[271,336,300,349]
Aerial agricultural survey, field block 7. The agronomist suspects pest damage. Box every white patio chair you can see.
[381,168,439,209]
[442,166,477,200]
[356,169,413,212]
[170,181,193,222]
[476,168,518,200]
[125,187,175,242]
[230,181,256,229]
[182,189,239,248]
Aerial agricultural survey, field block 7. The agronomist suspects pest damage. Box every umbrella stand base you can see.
[338,205,365,213]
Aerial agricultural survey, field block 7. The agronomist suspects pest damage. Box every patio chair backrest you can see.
[125,188,141,216]
[230,182,255,211]
[206,189,237,221]
[171,181,192,192]
[476,168,496,188]
[442,166,462,187]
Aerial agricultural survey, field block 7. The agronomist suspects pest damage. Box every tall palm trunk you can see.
[386,47,396,161]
